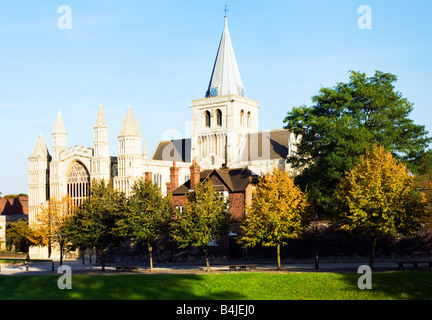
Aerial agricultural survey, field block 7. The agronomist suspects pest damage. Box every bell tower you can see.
[191,16,260,168]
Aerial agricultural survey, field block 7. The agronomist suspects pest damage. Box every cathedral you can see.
[28,16,298,257]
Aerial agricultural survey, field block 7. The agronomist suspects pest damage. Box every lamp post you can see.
[314,213,319,270]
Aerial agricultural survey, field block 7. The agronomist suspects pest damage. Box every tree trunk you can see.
[148,243,153,272]
[48,238,52,258]
[59,241,63,266]
[204,247,210,272]
[370,237,377,270]
[277,244,281,270]
[100,248,106,272]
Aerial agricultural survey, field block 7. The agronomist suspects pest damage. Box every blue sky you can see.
[0,0,431,195]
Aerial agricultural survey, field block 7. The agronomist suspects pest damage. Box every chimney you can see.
[145,172,152,182]
[189,159,201,190]
[169,161,179,191]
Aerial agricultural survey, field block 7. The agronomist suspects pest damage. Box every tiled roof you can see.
[172,167,259,195]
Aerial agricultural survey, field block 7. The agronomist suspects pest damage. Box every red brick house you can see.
[169,161,259,259]
[0,196,29,250]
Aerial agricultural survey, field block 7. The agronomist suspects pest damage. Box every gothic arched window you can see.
[246,111,251,128]
[240,110,244,127]
[67,161,90,207]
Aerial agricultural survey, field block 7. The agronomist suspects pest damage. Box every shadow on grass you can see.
[0,274,246,300]
[339,271,432,300]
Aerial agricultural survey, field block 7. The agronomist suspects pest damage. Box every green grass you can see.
[0,272,431,300]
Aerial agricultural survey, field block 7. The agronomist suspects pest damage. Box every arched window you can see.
[67,161,90,207]
[216,109,222,126]
[205,111,211,128]
[246,111,251,128]
[240,110,244,127]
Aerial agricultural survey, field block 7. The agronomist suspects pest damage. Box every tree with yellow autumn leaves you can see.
[333,145,425,268]
[31,195,75,264]
[239,168,311,269]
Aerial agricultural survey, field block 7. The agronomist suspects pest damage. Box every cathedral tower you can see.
[28,134,51,223]
[50,111,67,199]
[190,16,260,168]
[114,105,143,196]
[91,103,111,182]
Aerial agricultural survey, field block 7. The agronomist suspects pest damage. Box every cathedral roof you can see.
[94,103,108,128]
[29,134,51,159]
[118,105,141,138]
[152,138,191,162]
[205,16,245,98]
[238,129,292,162]
[52,111,67,135]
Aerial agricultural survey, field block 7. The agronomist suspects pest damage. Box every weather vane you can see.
[224,4,228,17]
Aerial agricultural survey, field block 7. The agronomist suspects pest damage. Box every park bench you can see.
[395,260,432,270]
[115,266,139,272]
[228,264,257,271]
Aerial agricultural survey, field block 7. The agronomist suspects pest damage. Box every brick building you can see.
[0,196,28,250]
[170,161,259,259]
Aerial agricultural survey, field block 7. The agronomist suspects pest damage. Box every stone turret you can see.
[28,134,51,223]
[92,103,110,182]
[114,105,143,196]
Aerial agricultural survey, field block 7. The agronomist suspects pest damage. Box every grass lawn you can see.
[0,271,430,300]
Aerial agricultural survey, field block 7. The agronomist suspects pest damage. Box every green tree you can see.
[5,219,32,253]
[65,179,127,271]
[171,180,229,272]
[333,145,425,268]
[239,168,310,269]
[284,70,431,217]
[118,178,172,272]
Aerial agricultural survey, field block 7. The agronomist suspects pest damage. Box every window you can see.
[67,161,90,207]
[240,110,244,127]
[205,111,211,128]
[246,111,251,128]
[216,109,222,126]
[154,173,163,187]
[207,238,218,246]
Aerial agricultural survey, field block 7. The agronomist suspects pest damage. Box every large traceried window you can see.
[67,161,90,207]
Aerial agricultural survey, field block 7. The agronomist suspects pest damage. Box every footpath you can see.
[0,258,425,275]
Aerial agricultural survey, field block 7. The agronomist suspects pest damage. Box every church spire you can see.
[118,105,141,138]
[52,111,66,134]
[205,15,245,98]
[30,134,50,159]
[94,103,108,128]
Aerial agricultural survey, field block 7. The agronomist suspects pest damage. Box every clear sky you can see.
[0,0,431,195]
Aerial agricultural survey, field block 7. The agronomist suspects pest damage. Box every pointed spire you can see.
[94,103,108,128]
[205,16,245,98]
[52,111,67,135]
[118,105,141,138]
[30,134,51,159]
